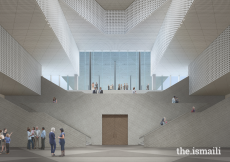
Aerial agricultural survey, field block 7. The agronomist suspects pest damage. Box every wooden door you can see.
[114,115,128,145]
[102,115,128,145]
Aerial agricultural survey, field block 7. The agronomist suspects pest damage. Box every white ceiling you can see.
[59,0,171,51]
[95,0,135,10]
[0,0,229,77]
[155,0,230,76]
[0,0,76,76]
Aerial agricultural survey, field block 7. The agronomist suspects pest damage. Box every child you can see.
[5,134,11,154]
[191,106,195,113]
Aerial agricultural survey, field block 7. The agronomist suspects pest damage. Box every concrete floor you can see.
[0,146,229,162]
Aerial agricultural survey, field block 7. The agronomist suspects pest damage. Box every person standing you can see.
[31,127,35,148]
[49,127,56,157]
[147,84,149,90]
[5,134,11,154]
[92,82,94,90]
[41,127,46,150]
[1,129,12,153]
[95,82,98,90]
[58,128,65,157]
[27,127,30,149]
[0,130,2,155]
[34,126,41,149]
[27,129,34,150]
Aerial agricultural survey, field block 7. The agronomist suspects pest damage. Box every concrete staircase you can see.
[144,97,230,147]
[0,97,86,147]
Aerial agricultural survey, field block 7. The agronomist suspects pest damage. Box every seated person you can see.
[175,97,179,103]
[53,97,57,103]
[132,87,136,94]
[172,96,176,103]
[92,90,97,94]
[98,87,103,94]
[191,106,195,112]
[160,117,167,125]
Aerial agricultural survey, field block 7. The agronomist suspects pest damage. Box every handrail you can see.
[139,112,190,139]
[139,104,208,139]
[20,103,91,139]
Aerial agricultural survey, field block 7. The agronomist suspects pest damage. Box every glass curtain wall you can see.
[79,51,150,90]
[43,51,187,91]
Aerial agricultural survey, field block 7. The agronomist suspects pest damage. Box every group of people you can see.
[172,96,179,103]
[0,128,12,154]
[26,126,65,157]
[91,82,98,90]
[92,87,103,94]
[117,83,129,90]
[27,126,46,150]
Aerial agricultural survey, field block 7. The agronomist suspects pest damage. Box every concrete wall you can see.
[189,25,230,96]
[5,77,224,145]
[0,97,86,147]
[144,97,230,147]
[0,25,41,95]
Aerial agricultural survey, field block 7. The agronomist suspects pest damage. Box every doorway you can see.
[102,115,128,145]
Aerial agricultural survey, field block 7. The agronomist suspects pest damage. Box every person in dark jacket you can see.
[49,127,56,157]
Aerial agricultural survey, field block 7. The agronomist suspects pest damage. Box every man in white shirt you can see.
[172,96,176,103]
[34,126,41,149]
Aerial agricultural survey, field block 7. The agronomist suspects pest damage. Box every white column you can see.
[59,75,61,86]
[152,74,156,90]
[74,74,78,90]
[170,75,172,86]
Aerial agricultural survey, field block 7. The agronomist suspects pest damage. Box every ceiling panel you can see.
[155,0,230,76]
[59,0,171,51]
[0,0,76,76]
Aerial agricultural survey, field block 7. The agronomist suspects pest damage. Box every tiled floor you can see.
[0,146,229,162]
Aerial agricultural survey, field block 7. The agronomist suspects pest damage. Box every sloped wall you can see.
[144,97,230,147]
[0,97,86,147]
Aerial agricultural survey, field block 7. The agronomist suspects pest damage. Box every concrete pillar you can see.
[152,74,156,90]
[89,52,91,90]
[161,75,163,90]
[170,75,172,86]
[59,75,60,86]
[99,75,100,90]
[74,74,78,90]
[67,75,69,90]
[114,61,116,90]
[139,52,141,90]
[130,75,132,90]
